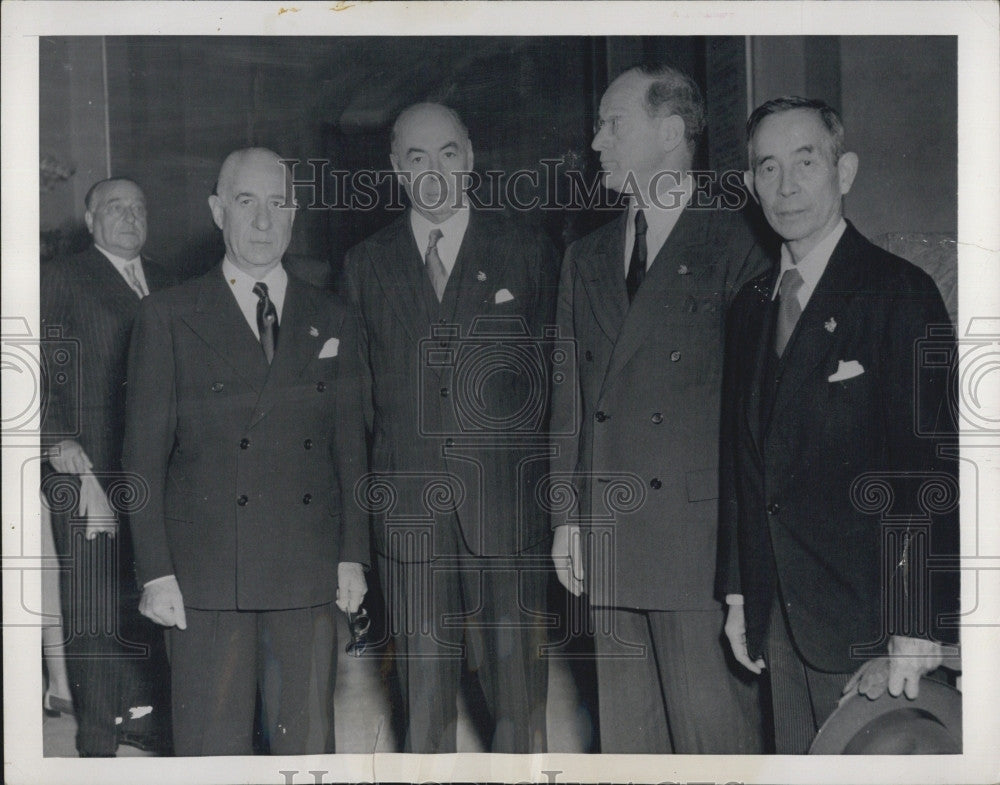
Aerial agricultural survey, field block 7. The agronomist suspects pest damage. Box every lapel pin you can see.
[825,317,837,333]
[309,326,319,337]
[677,264,689,275]
[476,271,487,282]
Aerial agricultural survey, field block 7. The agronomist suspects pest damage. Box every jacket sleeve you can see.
[39,263,77,448]
[121,295,178,585]
[547,245,583,529]
[333,302,372,568]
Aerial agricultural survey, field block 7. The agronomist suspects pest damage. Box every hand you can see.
[336,561,367,614]
[724,602,765,674]
[48,440,92,475]
[78,472,117,540]
[843,635,947,701]
[139,576,187,629]
[551,524,584,596]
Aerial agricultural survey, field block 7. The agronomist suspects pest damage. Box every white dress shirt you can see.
[222,257,288,339]
[410,205,471,276]
[624,175,693,274]
[95,245,150,297]
[770,218,847,310]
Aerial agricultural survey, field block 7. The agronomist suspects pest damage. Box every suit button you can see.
[595,410,608,422]
[670,350,682,362]
[316,381,327,392]
[650,478,662,490]
[445,438,455,448]
[439,318,447,325]
[585,350,593,361]
[439,341,448,348]
[239,438,250,450]
[766,502,780,515]
[302,493,312,504]
[440,388,449,397]
[304,439,313,450]
[237,495,248,506]
[211,382,224,392]
[651,412,663,424]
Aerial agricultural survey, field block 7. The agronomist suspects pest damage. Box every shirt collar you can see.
[409,205,470,254]
[628,174,693,228]
[771,218,847,304]
[222,256,288,312]
[94,244,141,272]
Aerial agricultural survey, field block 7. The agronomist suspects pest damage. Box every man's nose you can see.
[778,169,798,197]
[591,126,609,152]
[253,204,272,230]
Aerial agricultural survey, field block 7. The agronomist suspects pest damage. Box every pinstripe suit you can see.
[41,245,176,756]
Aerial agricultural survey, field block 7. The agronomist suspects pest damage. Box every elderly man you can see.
[123,147,369,755]
[343,102,558,752]
[549,64,767,753]
[717,97,960,753]
[41,177,175,756]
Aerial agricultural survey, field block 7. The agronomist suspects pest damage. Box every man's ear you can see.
[389,153,401,176]
[84,210,95,235]
[208,194,225,231]
[837,152,859,196]
[743,170,759,204]
[659,115,686,155]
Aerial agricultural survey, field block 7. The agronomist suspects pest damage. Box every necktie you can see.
[123,261,148,298]
[425,228,448,302]
[774,266,805,356]
[626,210,647,303]
[253,281,278,363]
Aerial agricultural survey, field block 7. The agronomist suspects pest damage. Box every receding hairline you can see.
[390,102,470,155]
[85,177,144,212]
[215,147,287,198]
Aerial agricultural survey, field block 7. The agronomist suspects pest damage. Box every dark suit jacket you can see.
[122,265,369,610]
[717,222,959,672]
[41,246,176,476]
[550,206,769,611]
[343,210,559,558]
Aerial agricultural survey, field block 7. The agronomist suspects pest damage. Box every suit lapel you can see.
[599,208,710,395]
[250,274,327,428]
[370,216,434,343]
[449,211,513,328]
[766,227,864,435]
[578,213,628,343]
[85,246,143,311]
[743,273,779,455]
[182,265,269,391]
[140,256,175,294]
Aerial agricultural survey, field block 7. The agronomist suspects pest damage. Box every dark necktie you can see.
[774,266,804,356]
[626,209,647,303]
[253,281,278,363]
[424,228,448,302]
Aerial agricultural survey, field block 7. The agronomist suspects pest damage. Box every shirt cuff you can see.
[725,593,744,605]
[144,574,176,589]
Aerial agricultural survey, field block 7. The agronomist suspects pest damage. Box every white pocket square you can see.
[828,360,864,382]
[318,337,340,359]
[494,288,514,304]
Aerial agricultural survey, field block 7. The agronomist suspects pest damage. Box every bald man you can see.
[344,103,559,752]
[123,148,369,755]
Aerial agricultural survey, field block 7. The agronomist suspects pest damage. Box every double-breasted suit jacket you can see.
[122,265,368,610]
[716,222,959,673]
[344,210,560,560]
[551,206,769,611]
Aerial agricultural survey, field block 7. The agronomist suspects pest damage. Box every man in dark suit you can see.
[343,102,559,752]
[122,147,369,756]
[41,177,175,756]
[717,97,960,753]
[549,64,767,754]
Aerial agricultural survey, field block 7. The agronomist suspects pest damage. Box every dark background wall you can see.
[39,35,957,278]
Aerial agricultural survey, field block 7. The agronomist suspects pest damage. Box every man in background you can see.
[549,64,767,753]
[41,177,175,756]
[123,148,369,755]
[718,97,960,753]
[344,102,558,752]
